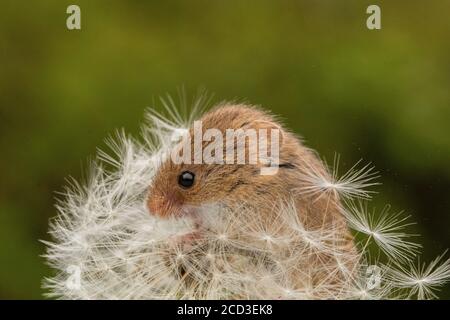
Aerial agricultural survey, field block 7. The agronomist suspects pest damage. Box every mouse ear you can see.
[241,119,285,176]
[240,119,285,143]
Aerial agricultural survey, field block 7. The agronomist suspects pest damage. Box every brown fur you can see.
[147,104,352,240]
[147,104,357,294]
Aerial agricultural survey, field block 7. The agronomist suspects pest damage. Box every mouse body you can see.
[147,104,351,237]
[146,104,356,297]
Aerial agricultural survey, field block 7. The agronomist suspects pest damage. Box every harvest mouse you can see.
[146,104,354,249]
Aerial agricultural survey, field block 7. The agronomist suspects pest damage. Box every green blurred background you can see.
[0,0,449,299]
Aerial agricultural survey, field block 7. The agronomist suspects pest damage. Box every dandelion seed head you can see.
[43,98,450,300]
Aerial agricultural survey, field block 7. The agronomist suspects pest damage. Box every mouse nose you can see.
[147,197,160,216]
[147,192,181,218]
[147,196,168,218]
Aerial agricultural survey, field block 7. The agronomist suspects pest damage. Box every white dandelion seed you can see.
[296,154,380,202]
[42,96,450,300]
[386,253,450,299]
[343,201,421,262]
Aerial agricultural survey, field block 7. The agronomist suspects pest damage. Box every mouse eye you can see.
[178,171,195,188]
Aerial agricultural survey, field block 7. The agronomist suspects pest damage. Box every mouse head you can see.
[147,161,256,218]
[146,105,287,218]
